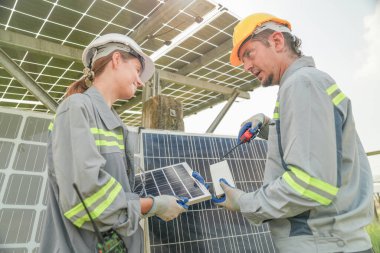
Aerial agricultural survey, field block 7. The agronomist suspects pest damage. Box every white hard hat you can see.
[82,33,155,83]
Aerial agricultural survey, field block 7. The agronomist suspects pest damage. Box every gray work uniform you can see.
[239,57,374,252]
[40,87,143,252]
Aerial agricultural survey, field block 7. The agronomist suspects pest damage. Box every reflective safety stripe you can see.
[74,183,122,227]
[90,128,123,140]
[95,140,124,150]
[48,116,56,131]
[90,128,124,150]
[326,84,346,106]
[64,177,117,219]
[332,93,346,106]
[48,122,54,131]
[326,84,339,95]
[283,166,339,205]
[273,101,280,120]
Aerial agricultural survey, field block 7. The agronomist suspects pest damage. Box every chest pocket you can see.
[90,128,125,154]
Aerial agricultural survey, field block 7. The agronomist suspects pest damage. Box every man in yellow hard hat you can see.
[213,13,374,253]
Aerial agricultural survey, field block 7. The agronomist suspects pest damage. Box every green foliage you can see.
[367,220,380,253]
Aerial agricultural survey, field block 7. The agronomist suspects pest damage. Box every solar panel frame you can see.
[134,162,211,205]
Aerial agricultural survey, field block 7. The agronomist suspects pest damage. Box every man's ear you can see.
[271,32,286,52]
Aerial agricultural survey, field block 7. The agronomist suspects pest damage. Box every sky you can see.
[184,0,380,176]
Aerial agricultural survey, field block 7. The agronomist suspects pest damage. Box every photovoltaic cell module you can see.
[134,162,211,205]
[0,107,277,253]
[140,129,277,253]
[0,108,51,253]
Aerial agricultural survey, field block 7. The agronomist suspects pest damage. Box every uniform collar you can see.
[280,56,315,86]
[85,86,122,130]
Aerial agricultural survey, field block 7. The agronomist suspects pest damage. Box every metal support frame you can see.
[142,70,161,103]
[0,48,58,112]
[158,69,250,99]
[152,70,161,96]
[206,89,240,133]
[142,81,152,103]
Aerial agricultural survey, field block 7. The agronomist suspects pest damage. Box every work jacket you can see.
[40,87,143,252]
[239,56,374,252]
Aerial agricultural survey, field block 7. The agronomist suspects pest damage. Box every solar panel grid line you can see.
[2,0,159,53]
[46,61,76,93]
[43,0,139,31]
[161,26,225,69]
[147,4,191,42]
[92,2,133,40]
[162,85,218,99]
[192,65,250,85]
[152,63,178,72]
[0,4,97,43]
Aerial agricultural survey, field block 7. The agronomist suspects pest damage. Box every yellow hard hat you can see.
[230,13,291,66]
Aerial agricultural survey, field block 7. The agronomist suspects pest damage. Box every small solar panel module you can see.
[139,129,277,253]
[134,162,211,205]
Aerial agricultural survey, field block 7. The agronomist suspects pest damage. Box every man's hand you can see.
[146,195,188,221]
[212,178,246,212]
[238,113,272,141]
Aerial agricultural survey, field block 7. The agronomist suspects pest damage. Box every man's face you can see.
[238,36,278,87]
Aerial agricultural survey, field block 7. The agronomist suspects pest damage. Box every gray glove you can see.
[212,179,246,212]
[145,195,187,221]
[240,113,272,140]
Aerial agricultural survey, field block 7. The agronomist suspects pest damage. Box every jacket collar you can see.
[84,86,122,130]
[280,56,315,86]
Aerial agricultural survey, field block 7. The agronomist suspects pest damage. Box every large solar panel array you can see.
[0,0,255,126]
[0,107,276,253]
[0,107,52,253]
[140,129,276,253]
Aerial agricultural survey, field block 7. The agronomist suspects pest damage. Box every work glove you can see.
[192,171,209,190]
[145,195,188,221]
[212,178,246,212]
[238,113,272,141]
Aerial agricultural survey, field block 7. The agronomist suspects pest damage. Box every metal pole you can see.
[153,70,161,96]
[206,89,239,133]
[0,48,58,112]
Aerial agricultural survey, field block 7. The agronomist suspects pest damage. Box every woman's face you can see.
[116,56,144,100]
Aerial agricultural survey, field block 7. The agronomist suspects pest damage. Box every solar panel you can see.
[0,107,51,253]
[0,107,276,253]
[134,162,211,205]
[0,0,256,125]
[140,129,276,253]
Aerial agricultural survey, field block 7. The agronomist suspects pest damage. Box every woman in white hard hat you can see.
[40,33,187,253]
